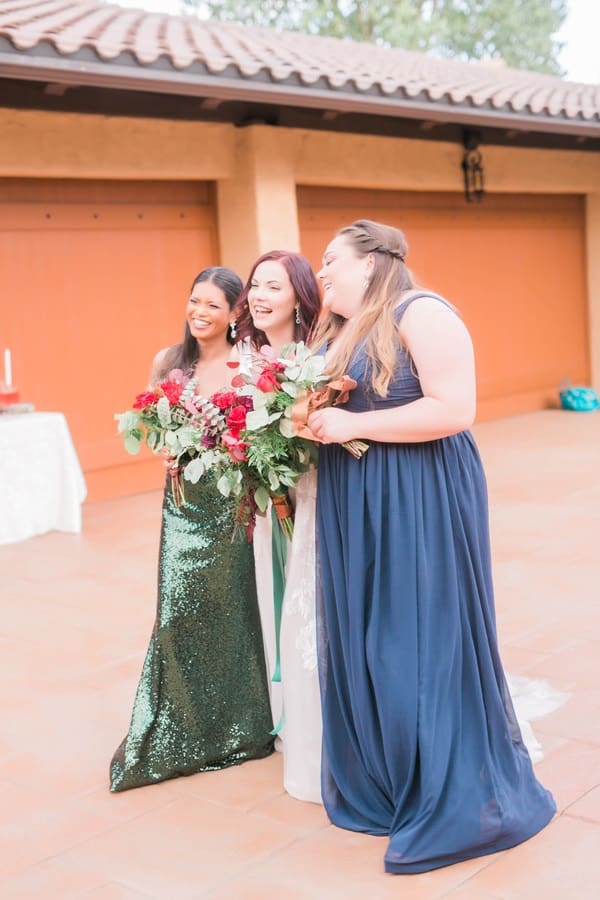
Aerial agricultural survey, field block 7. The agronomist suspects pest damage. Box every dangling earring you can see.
[229,320,237,340]
[295,306,301,325]
[362,277,370,292]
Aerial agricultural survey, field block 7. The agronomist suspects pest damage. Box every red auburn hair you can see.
[234,251,321,348]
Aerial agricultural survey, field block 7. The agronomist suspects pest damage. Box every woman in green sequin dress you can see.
[110,268,274,792]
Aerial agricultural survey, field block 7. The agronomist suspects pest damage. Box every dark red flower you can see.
[211,390,238,411]
[133,390,158,410]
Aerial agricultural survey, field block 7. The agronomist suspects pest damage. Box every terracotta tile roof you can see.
[0,0,599,135]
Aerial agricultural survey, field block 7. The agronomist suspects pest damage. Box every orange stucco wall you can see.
[298,187,589,420]
[0,179,219,500]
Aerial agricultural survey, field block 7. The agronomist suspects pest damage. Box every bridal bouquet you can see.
[115,370,234,506]
[223,342,368,537]
[225,342,325,537]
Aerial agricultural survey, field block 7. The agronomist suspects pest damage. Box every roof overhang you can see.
[1,41,599,141]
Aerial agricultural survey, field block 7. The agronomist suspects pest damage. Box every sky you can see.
[117,0,600,85]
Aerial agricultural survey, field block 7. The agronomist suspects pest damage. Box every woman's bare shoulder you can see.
[149,347,171,384]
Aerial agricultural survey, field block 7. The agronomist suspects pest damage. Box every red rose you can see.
[256,369,281,393]
[160,380,184,405]
[211,390,238,411]
[133,390,158,410]
[226,404,247,437]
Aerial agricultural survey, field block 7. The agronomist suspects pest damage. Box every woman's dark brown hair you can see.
[157,266,243,379]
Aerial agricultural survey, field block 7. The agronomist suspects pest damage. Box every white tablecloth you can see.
[0,412,87,544]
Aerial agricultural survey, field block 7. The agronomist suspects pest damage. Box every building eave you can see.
[1,48,599,140]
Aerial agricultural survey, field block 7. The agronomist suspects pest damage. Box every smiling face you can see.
[247,260,297,337]
[318,235,372,319]
[186,279,232,344]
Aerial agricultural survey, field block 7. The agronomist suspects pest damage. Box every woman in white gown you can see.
[234,251,323,802]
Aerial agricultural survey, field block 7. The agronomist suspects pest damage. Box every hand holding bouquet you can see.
[115,370,232,506]
[289,374,369,460]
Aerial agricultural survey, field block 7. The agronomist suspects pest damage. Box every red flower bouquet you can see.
[116,370,226,506]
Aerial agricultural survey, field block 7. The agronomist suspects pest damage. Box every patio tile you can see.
[167,753,286,812]
[78,882,153,898]
[205,824,500,900]
[504,622,589,658]
[0,777,179,880]
[459,816,600,899]
[53,795,298,898]
[443,882,503,899]
[496,644,550,676]
[0,856,107,899]
[524,642,600,693]
[247,790,330,835]
[564,784,600,824]
[532,689,600,745]
[529,738,600,814]
[0,784,108,878]
[205,880,313,900]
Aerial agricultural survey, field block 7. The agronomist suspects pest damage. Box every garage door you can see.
[298,187,588,420]
[0,179,219,500]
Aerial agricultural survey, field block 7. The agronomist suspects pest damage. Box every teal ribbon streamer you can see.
[270,503,287,686]
[270,709,285,737]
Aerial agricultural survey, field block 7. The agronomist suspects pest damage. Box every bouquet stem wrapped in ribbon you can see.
[290,374,369,460]
[271,493,295,540]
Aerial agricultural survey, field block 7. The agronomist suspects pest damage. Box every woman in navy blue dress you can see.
[308,220,555,874]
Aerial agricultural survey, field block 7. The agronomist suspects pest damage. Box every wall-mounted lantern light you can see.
[461,129,485,203]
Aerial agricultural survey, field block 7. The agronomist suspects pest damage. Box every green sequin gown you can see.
[110,475,274,792]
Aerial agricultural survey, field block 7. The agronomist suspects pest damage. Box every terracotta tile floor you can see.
[1,409,599,899]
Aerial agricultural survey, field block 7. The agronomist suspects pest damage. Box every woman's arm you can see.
[308,299,476,444]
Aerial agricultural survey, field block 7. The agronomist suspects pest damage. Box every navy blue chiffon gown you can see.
[315,293,555,874]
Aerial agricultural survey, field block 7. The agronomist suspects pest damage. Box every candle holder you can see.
[0,381,20,407]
